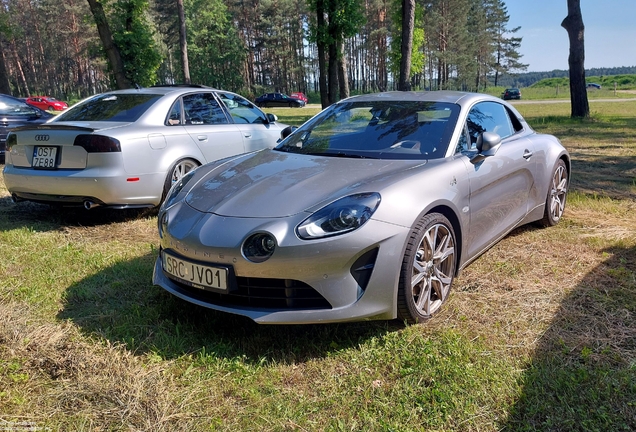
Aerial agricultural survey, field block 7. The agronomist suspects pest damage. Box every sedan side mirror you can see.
[266,113,278,124]
[470,132,502,164]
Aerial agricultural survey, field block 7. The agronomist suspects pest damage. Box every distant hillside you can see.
[495,66,636,88]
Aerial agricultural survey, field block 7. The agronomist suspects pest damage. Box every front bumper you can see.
[153,202,410,324]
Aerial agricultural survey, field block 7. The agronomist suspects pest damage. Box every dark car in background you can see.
[255,93,305,108]
[586,83,601,90]
[0,94,53,163]
[26,96,69,111]
[502,88,521,100]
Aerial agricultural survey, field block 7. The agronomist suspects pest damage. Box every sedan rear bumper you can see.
[3,164,165,207]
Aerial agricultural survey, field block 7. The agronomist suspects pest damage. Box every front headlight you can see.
[296,193,381,240]
[161,168,198,211]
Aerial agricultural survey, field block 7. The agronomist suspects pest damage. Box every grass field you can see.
[0,100,635,431]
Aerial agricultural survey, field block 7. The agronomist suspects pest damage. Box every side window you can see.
[465,101,514,146]
[183,93,229,125]
[456,123,471,153]
[218,92,266,124]
[166,99,182,125]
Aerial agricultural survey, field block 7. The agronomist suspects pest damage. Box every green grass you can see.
[0,100,635,430]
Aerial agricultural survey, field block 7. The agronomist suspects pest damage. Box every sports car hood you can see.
[185,150,426,218]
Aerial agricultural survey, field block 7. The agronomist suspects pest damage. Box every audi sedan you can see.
[153,91,570,324]
[3,85,288,209]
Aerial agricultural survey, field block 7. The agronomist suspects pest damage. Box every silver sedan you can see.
[153,91,570,324]
[3,85,287,209]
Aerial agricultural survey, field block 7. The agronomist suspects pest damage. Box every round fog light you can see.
[243,233,276,263]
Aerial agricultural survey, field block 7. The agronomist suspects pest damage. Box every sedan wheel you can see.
[397,213,456,324]
[540,159,568,226]
[161,158,199,203]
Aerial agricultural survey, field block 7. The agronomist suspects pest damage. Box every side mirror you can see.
[280,125,298,140]
[266,113,278,123]
[471,132,502,164]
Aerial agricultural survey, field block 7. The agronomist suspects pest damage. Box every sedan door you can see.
[217,92,282,152]
[180,92,246,162]
[461,101,537,259]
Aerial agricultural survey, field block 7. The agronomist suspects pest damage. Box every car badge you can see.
[34,134,50,142]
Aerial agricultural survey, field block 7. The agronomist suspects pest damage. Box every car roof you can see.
[93,85,226,97]
[340,91,504,107]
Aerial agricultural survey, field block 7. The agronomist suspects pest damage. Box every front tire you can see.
[397,213,456,324]
[540,159,568,227]
[161,158,199,203]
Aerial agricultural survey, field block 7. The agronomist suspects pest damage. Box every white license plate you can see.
[162,251,228,292]
[33,146,57,169]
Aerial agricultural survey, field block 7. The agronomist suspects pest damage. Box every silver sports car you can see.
[3,85,287,209]
[153,91,570,324]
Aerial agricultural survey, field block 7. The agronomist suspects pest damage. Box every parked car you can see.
[255,92,305,108]
[290,92,308,103]
[502,88,521,100]
[586,83,601,89]
[3,85,288,209]
[25,96,69,111]
[0,94,53,163]
[153,91,570,324]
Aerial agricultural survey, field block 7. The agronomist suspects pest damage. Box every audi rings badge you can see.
[34,134,50,142]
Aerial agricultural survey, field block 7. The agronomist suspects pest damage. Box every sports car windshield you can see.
[276,101,460,159]
[54,93,162,122]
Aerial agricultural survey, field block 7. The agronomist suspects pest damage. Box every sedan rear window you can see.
[55,94,162,122]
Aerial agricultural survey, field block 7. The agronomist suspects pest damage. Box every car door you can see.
[460,101,536,259]
[180,92,245,162]
[217,92,282,152]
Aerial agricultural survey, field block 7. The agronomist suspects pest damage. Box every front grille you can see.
[170,276,332,310]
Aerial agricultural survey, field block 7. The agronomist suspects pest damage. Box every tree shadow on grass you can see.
[504,244,636,431]
[57,251,397,364]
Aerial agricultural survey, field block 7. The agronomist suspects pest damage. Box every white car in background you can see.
[2,85,287,209]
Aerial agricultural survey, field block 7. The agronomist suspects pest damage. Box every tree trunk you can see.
[337,39,349,99]
[85,0,131,89]
[177,0,190,84]
[0,43,12,95]
[328,42,339,105]
[398,0,415,91]
[561,0,589,118]
[316,0,329,108]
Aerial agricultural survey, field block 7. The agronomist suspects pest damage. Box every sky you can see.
[504,0,636,72]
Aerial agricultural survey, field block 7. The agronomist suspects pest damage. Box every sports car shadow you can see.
[504,244,636,431]
[57,251,398,363]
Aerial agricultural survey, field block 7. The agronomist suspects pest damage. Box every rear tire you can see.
[397,213,456,324]
[540,159,568,227]
[161,158,199,203]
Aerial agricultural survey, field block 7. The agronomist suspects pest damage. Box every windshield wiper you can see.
[306,151,372,159]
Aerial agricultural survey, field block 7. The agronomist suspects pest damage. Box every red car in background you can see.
[25,96,68,111]
[290,92,308,103]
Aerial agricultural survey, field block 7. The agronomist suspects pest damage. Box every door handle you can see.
[523,150,533,159]
[197,135,207,141]
[243,133,252,139]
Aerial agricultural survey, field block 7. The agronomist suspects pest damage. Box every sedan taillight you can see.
[6,133,17,151]
[73,135,121,153]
